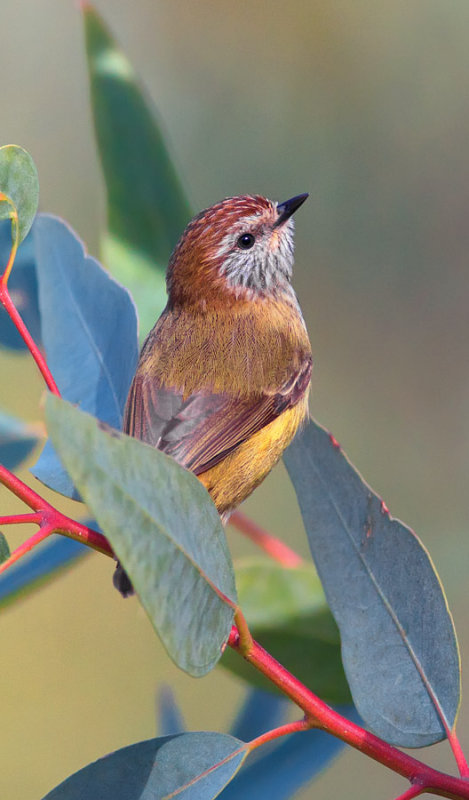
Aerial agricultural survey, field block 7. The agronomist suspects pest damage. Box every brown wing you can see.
[124,356,312,476]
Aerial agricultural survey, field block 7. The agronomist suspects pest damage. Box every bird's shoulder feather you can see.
[124,301,312,475]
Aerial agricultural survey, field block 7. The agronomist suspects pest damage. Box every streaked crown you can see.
[167,193,308,307]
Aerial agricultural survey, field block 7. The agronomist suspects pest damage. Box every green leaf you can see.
[83,5,192,336]
[284,418,461,747]
[45,394,236,677]
[222,559,352,704]
[0,145,39,245]
[43,733,247,800]
[0,531,10,565]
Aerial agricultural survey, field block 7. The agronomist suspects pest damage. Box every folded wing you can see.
[124,356,312,476]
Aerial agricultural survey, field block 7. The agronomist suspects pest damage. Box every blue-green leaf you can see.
[284,418,460,747]
[45,395,236,677]
[31,214,138,499]
[43,733,247,800]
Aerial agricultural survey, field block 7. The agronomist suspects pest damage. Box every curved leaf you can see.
[0,145,39,245]
[83,5,192,336]
[43,732,247,800]
[284,418,460,747]
[31,214,139,498]
[0,220,41,350]
[0,409,38,469]
[222,559,351,704]
[45,395,237,677]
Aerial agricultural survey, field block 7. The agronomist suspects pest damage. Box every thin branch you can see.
[0,525,53,574]
[0,464,49,511]
[0,513,42,525]
[447,730,469,779]
[229,510,303,567]
[228,626,469,800]
[248,718,311,752]
[0,226,59,394]
[392,785,425,800]
[0,286,59,394]
[0,464,113,562]
[52,516,113,556]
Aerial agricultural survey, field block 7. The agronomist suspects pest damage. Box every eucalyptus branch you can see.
[228,625,469,800]
[0,464,113,569]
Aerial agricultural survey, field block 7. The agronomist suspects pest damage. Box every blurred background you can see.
[2,1,469,797]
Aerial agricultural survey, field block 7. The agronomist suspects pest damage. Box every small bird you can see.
[114,193,312,596]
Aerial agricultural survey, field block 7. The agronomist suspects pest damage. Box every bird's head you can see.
[166,193,308,308]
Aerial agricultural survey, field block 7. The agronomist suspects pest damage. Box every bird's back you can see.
[124,294,312,516]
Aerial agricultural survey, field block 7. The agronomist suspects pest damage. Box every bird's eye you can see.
[237,233,255,250]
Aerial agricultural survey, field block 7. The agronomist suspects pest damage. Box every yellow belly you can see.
[198,396,309,517]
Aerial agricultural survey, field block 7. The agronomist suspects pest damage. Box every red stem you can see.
[228,626,469,800]
[0,285,59,394]
[229,510,303,567]
[51,515,113,556]
[0,513,42,525]
[0,464,113,560]
[0,464,47,511]
[248,718,311,752]
[392,786,425,800]
[448,731,469,779]
[0,525,53,572]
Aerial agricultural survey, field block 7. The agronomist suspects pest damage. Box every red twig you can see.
[1,525,54,571]
[0,226,59,394]
[0,285,59,394]
[392,785,426,800]
[228,626,469,800]
[0,464,113,568]
[248,718,311,752]
[0,513,42,525]
[448,731,469,779]
[229,510,303,567]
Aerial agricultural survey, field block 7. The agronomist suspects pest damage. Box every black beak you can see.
[275,193,309,227]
